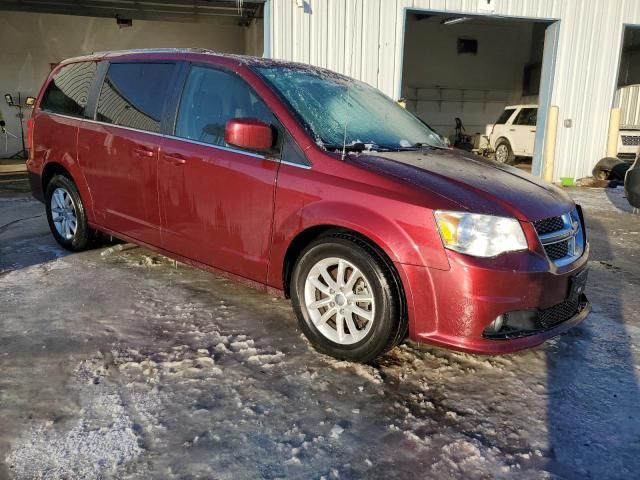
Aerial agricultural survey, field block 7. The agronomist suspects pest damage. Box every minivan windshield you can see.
[255,65,445,152]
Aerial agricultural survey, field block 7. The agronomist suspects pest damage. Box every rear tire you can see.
[290,234,405,363]
[494,139,516,165]
[45,174,95,251]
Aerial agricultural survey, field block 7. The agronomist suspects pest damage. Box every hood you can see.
[349,148,574,221]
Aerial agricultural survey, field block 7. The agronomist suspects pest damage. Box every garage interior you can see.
[0,0,264,159]
[400,11,554,166]
[614,25,640,161]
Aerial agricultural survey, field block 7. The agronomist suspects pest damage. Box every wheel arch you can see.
[41,160,95,222]
[281,225,405,310]
[281,224,408,344]
[495,136,512,148]
[42,162,71,193]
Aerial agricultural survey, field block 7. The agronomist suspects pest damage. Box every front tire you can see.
[494,139,516,165]
[45,174,95,251]
[291,234,405,363]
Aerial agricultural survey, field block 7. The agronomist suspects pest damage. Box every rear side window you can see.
[495,108,516,125]
[96,63,175,133]
[175,66,278,148]
[513,108,538,126]
[40,62,97,117]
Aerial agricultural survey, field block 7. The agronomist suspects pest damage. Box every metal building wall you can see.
[269,0,640,182]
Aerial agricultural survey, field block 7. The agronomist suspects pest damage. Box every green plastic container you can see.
[560,177,574,187]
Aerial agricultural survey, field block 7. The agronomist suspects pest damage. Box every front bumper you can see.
[617,141,639,162]
[397,244,590,354]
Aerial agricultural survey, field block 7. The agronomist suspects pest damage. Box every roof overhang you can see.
[0,0,265,24]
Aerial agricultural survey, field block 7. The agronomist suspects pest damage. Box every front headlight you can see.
[434,211,528,258]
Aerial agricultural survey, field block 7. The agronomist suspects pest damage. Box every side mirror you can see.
[25,96,36,107]
[225,118,273,152]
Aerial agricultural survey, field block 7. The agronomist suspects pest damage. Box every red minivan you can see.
[26,49,590,362]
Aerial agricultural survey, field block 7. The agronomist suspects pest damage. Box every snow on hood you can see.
[349,149,575,221]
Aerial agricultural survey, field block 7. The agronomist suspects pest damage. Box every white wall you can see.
[0,10,252,157]
[270,0,639,182]
[401,16,535,138]
[245,18,265,57]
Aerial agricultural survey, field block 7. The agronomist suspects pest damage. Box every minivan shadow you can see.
[545,216,640,478]
[0,180,69,274]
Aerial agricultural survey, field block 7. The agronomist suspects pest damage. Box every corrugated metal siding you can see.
[269,0,640,181]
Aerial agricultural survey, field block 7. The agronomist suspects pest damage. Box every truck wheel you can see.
[290,234,405,363]
[45,174,95,251]
[495,140,516,165]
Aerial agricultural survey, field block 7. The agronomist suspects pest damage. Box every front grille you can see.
[533,216,564,235]
[621,135,640,146]
[533,209,585,266]
[484,295,589,340]
[544,241,569,260]
[538,299,580,328]
[617,152,637,162]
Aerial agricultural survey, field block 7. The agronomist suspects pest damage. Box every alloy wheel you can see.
[303,257,376,345]
[495,144,509,163]
[50,187,77,240]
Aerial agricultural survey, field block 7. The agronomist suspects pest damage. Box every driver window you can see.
[514,108,537,126]
[175,66,277,148]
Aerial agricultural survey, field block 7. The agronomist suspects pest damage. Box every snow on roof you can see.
[504,104,539,109]
[58,48,330,73]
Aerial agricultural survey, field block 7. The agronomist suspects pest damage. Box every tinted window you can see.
[495,108,516,125]
[281,132,309,166]
[175,66,277,148]
[513,108,537,126]
[97,63,175,133]
[41,62,97,117]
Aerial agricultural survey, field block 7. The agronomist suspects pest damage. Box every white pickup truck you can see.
[485,105,537,164]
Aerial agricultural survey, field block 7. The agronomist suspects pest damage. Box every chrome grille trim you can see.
[621,135,640,146]
[534,209,585,267]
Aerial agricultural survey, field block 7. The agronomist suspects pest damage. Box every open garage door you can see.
[613,25,640,163]
[0,0,264,158]
[399,11,558,176]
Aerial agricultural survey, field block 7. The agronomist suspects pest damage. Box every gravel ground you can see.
[1,177,639,479]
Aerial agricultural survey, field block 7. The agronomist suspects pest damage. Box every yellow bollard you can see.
[543,106,559,182]
[606,108,620,158]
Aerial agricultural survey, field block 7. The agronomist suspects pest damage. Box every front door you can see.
[510,107,538,155]
[78,62,177,245]
[158,65,280,283]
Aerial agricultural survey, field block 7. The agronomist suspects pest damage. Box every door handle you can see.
[530,129,536,132]
[163,152,187,165]
[509,128,516,132]
[133,147,155,158]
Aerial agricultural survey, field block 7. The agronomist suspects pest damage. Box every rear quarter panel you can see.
[28,111,95,220]
[27,62,96,220]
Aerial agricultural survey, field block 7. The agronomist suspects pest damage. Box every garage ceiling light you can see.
[442,17,471,25]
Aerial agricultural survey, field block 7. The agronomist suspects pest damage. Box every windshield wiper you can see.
[324,142,366,152]
[323,142,386,153]
[410,142,446,150]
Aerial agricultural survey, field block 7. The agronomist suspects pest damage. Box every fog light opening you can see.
[486,315,505,334]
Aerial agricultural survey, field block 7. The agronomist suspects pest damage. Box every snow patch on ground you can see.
[6,359,143,479]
